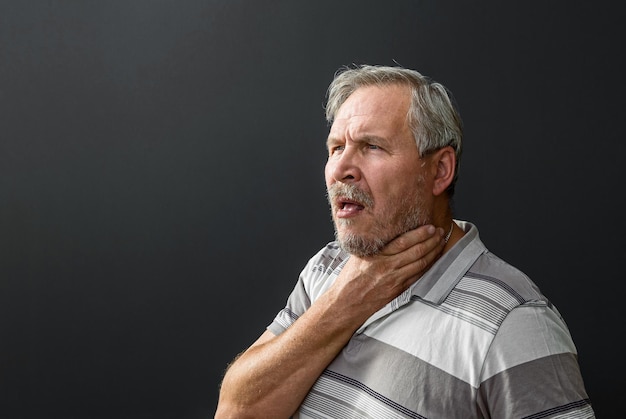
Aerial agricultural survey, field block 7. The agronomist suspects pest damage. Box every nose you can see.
[327,147,361,184]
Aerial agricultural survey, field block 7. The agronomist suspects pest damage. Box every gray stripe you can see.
[319,335,481,418]
[481,353,591,418]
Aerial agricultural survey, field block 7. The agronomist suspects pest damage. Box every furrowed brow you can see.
[359,135,388,146]
[326,136,343,150]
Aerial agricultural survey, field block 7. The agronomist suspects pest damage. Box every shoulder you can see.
[466,250,549,305]
[443,250,557,335]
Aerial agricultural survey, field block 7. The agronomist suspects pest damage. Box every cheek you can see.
[324,162,334,185]
[375,170,423,201]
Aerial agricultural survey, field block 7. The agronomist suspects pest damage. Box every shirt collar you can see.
[411,220,486,304]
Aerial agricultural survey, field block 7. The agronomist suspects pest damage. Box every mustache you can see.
[326,183,374,208]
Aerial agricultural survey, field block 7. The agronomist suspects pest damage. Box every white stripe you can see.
[481,305,578,379]
[363,299,491,387]
[296,374,410,419]
[456,277,520,308]
[552,404,594,419]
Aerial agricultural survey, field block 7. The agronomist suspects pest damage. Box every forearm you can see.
[215,287,374,418]
[215,226,445,418]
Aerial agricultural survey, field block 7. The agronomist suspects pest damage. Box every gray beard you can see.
[327,183,427,257]
[334,228,386,257]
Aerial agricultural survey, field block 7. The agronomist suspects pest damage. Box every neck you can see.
[441,219,463,253]
[443,220,454,244]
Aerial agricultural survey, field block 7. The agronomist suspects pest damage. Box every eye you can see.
[330,145,345,155]
[367,144,381,150]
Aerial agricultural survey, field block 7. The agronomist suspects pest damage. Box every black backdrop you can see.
[1,1,624,418]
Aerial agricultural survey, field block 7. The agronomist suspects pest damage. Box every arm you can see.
[215,225,446,419]
[479,305,594,417]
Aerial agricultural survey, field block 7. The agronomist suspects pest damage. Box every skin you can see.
[215,83,462,418]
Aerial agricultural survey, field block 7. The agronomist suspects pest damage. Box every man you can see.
[215,65,593,418]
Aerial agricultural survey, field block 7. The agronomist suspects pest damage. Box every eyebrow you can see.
[326,135,388,149]
[326,136,342,149]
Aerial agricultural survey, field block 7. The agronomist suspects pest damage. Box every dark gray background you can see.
[1,1,623,418]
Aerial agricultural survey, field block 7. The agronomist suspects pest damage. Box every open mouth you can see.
[339,199,364,210]
[327,183,372,217]
[336,198,365,216]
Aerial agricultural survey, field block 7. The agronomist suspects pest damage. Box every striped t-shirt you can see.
[269,220,594,418]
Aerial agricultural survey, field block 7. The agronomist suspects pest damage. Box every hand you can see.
[331,224,445,313]
[215,225,445,418]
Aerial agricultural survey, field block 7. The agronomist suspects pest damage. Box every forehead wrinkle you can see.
[329,114,373,143]
[328,85,412,149]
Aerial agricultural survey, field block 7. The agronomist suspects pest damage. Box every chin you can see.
[335,224,367,240]
[335,229,387,257]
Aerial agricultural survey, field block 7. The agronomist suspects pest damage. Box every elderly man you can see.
[215,64,593,418]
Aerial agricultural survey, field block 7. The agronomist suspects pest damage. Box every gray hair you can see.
[325,64,463,196]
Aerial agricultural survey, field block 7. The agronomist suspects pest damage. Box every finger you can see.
[397,233,446,278]
[379,224,443,256]
[375,234,447,297]
[382,230,445,278]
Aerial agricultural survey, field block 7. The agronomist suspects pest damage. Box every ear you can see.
[431,146,456,196]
